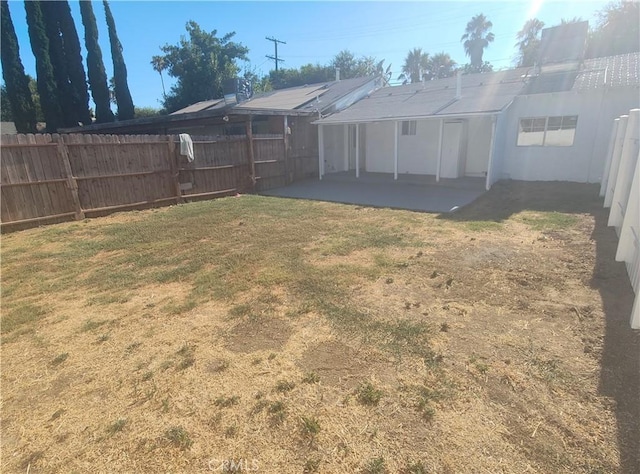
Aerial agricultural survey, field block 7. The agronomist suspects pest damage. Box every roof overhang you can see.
[312,110,502,126]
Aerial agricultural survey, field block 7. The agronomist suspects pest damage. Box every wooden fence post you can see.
[57,135,84,220]
[283,115,291,184]
[167,135,183,204]
[245,117,257,189]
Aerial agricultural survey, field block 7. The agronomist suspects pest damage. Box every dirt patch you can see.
[298,340,370,387]
[224,317,292,353]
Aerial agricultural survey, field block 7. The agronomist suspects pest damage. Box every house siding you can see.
[498,88,639,182]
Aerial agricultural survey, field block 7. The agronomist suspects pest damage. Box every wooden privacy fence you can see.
[0,132,318,230]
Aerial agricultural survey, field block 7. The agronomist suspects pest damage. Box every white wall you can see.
[361,117,493,177]
[464,116,493,177]
[498,88,639,182]
[365,121,395,173]
[323,124,346,173]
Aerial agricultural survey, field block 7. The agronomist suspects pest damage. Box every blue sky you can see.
[5,0,609,109]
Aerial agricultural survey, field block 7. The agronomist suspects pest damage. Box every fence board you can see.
[1,131,318,230]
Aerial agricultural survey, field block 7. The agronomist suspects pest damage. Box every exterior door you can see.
[441,121,463,178]
[347,124,366,172]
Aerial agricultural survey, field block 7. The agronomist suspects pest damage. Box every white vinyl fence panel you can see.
[602,109,640,328]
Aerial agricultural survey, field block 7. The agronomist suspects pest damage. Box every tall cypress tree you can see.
[103,0,134,120]
[41,2,76,127]
[24,0,63,132]
[79,0,114,123]
[0,0,36,132]
[57,1,92,125]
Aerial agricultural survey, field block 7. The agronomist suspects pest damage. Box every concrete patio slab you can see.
[260,173,486,213]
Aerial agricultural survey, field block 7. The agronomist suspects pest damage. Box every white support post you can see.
[355,124,360,178]
[394,121,399,180]
[343,124,349,172]
[485,115,498,190]
[318,124,325,180]
[436,119,444,182]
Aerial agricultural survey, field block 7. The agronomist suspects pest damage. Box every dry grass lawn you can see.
[1,181,638,473]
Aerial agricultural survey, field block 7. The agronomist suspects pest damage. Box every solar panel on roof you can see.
[236,85,327,110]
[170,100,224,115]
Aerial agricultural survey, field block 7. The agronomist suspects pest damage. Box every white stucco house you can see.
[314,38,639,189]
[315,68,529,189]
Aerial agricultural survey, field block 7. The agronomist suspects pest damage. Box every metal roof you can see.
[573,52,640,90]
[316,68,529,124]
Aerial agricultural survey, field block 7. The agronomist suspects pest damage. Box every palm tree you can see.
[427,52,457,79]
[150,55,166,100]
[515,18,545,67]
[461,14,495,72]
[398,48,429,84]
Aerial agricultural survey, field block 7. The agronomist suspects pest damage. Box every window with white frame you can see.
[401,120,417,136]
[517,115,577,146]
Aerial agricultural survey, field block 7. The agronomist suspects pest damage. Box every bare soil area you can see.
[1,181,638,473]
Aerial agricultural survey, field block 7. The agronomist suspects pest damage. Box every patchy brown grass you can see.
[1,182,637,473]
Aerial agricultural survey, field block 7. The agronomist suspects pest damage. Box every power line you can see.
[265,36,286,72]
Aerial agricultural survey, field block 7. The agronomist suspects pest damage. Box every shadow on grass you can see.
[437,180,603,223]
[440,180,639,473]
[591,208,639,473]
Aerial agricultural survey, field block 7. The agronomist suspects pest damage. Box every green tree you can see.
[25,0,63,131]
[1,83,12,122]
[587,1,639,58]
[1,1,36,132]
[330,50,388,79]
[330,50,358,79]
[461,14,495,72]
[269,63,331,89]
[398,47,429,83]
[103,0,134,120]
[242,67,271,94]
[427,52,457,79]
[41,1,77,127]
[55,1,92,125]
[27,76,44,122]
[79,0,114,123]
[134,106,163,118]
[515,18,545,67]
[152,21,248,112]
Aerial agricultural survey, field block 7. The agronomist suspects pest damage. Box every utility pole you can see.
[265,36,286,72]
